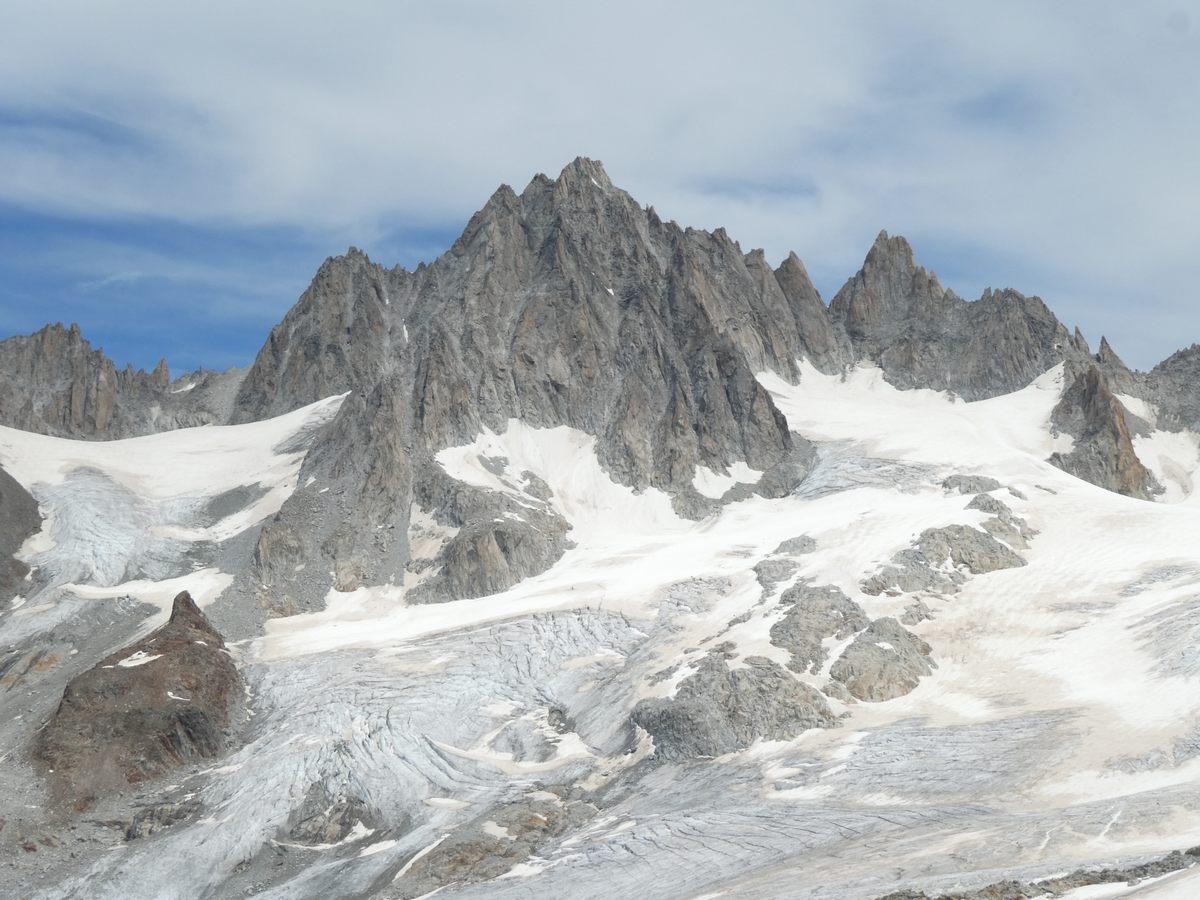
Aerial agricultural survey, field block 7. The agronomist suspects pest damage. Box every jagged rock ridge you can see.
[828,231,1087,401]
[0,323,244,439]
[225,160,1195,614]
[233,158,832,612]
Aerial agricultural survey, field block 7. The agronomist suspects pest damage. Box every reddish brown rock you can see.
[35,591,245,802]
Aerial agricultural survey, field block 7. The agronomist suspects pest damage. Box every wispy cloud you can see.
[0,1,1197,370]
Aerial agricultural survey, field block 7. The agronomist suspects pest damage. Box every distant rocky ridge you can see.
[231,159,829,613]
[880,843,1200,899]
[1146,343,1200,431]
[0,322,243,439]
[4,158,1200,899]
[228,159,1190,615]
[0,159,1194,613]
[829,232,1086,401]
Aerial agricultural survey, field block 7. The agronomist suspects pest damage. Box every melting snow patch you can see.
[358,838,398,857]
[481,820,513,839]
[435,420,682,542]
[393,835,449,880]
[117,651,162,668]
[500,859,551,879]
[692,462,764,499]
[424,797,470,810]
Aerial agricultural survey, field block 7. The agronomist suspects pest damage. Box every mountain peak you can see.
[558,155,611,189]
[1097,335,1123,366]
[865,229,917,272]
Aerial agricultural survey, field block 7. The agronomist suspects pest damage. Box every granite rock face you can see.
[34,591,244,802]
[828,232,1084,401]
[773,251,851,372]
[231,159,831,610]
[1050,365,1159,499]
[1147,344,1200,431]
[0,323,243,439]
[0,464,39,597]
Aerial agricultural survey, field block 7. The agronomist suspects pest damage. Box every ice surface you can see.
[7,366,1200,897]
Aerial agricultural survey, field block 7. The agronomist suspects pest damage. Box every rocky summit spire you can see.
[829,230,936,347]
[230,158,832,614]
[1091,334,1139,394]
[1096,335,1128,371]
[829,232,1081,400]
[773,251,850,373]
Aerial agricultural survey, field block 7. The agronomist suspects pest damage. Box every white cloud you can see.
[0,1,1197,367]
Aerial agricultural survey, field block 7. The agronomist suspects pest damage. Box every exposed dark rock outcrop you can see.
[863,524,1026,595]
[125,798,202,841]
[34,591,244,803]
[0,323,244,439]
[631,652,836,759]
[967,492,1035,549]
[878,844,1200,900]
[391,792,597,899]
[770,581,869,674]
[829,617,936,702]
[285,781,385,846]
[942,474,1002,496]
[1049,365,1159,499]
[0,464,39,597]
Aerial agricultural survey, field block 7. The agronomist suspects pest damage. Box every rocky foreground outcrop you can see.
[0,464,39,597]
[631,651,837,760]
[34,591,244,803]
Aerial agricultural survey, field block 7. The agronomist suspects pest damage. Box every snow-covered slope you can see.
[5,363,1200,898]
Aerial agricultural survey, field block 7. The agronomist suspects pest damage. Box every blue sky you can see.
[1,1,1197,372]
